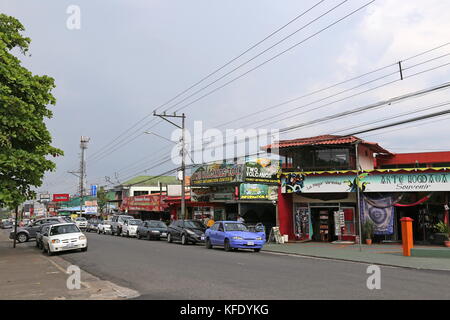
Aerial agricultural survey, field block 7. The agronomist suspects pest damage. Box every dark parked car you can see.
[35,221,61,249]
[9,217,67,243]
[167,220,206,245]
[137,220,168,240]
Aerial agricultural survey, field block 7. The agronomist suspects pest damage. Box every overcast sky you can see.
[2,0,450,195]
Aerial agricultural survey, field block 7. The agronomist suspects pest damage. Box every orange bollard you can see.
[400,217,414,257]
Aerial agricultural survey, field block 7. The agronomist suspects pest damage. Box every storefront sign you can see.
[281,173,355,194]
[363,173,450,192]
[191,163,244,185]
[121,194,168,212]
[84,206,98,214]
[239,184,278,200]
[244,159,280,184]
[281,171,450,193]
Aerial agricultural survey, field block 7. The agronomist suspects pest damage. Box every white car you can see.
[74,217,87,230]
[121,219,142,237]
[97,220,112,234]
[41,223,87,256]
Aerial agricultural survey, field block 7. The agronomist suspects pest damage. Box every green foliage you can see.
[433,221,449,234]
[96,186,108,214]
[363,219,375,240]
[0,14,63,208]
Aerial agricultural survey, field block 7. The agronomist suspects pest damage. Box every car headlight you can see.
[79,235,86,240]
[51,239,60,244]
[256,237,262,240]
[232,236,243,240]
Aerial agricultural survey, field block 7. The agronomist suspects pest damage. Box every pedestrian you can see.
[205,214,215,228]
[237,215,245,223]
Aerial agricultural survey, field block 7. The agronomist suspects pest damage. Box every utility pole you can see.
[153,112,186,223]
[79,136,90,217]
[355,141,363,252]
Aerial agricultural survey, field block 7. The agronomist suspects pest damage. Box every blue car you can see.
[205,221,265,252]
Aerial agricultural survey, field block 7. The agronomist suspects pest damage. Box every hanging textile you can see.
[394,194,432,207]
[360,195,394,235]
[294,206,312,240]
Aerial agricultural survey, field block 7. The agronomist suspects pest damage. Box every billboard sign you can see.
[244,158,280,184]
[191,163,244,185]
[239,184,278,200]
[53,194,70,202]
[90,185,97,197]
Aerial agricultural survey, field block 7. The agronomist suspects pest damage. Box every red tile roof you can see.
[265,135,391,154]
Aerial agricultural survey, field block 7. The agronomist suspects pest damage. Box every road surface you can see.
[58,232,450,300]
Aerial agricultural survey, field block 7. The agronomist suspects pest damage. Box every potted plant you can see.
[432,221,450,247]
[363,219,375,245]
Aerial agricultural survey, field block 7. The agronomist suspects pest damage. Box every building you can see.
[190,158,280,236]
[272,135,450,244]
[108,175,181,212]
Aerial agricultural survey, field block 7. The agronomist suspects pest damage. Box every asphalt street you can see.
[58,232,450,300]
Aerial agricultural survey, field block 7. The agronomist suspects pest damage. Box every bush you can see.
[363,219,375,240]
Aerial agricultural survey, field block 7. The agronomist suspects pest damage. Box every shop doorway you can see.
[310,207,339,242]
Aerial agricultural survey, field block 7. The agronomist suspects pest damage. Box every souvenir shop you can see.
[279,169,450,243]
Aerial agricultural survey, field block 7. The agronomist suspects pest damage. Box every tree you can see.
[0,14,63,208]
[96,186,109,215]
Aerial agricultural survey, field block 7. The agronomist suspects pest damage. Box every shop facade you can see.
[279,168,450,243]
[190,158,280,233]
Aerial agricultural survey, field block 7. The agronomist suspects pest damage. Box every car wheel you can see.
[147,232,151,241]
[46,245,53,256]
[17,233,28,243]
[35,239,39,247]
[224,239,232,252]
[205,238,213,249]
[167,233,172,243]
[253,248,261,253]
[97,229,100,234]
[181,234,188,245]
[126,231,129,237]
[136,232,141,240]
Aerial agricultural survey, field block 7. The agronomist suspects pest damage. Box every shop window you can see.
[133,191,149,196]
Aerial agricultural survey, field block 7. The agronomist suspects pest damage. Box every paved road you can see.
[59,232,450,300]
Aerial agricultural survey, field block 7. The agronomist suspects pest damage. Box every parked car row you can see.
[99,215,266,252]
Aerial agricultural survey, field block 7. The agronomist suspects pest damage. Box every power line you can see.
[88,1,374,163]
[87,0,327,161]
[162,0,350,113]
[171,1,376,115]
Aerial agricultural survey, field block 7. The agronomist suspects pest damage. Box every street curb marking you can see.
[261,249,450,273]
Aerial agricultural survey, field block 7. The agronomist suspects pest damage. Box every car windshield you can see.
[128,220,141,225]
[225,223,248,232]
[148,221,166,228]
[183,221,204,229]
[50,224,80,236]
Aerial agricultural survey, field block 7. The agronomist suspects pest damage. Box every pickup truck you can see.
[110,215,133,236]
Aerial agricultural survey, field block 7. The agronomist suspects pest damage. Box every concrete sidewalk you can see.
[0,230,139,300]
[263,242,450,271]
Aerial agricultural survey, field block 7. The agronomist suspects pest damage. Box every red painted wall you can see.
[376,151,450,167]
[278,187,295,240]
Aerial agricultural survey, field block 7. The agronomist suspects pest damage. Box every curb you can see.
[262,249,450,273]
